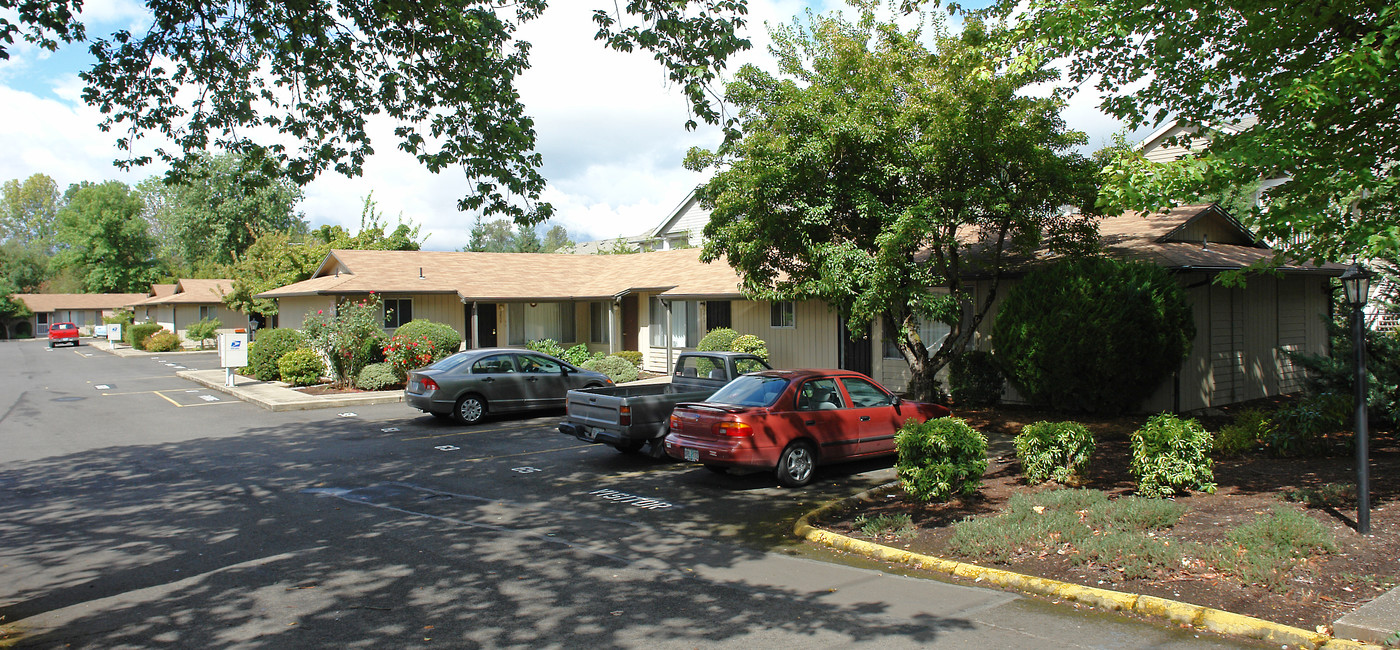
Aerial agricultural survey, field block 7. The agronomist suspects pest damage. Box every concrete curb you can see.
[794,482,1382,650]
[177,370,403,412]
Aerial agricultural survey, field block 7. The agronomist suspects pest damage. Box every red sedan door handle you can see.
[859,416,871,422]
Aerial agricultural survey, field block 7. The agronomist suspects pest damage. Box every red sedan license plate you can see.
[684,448,699,462]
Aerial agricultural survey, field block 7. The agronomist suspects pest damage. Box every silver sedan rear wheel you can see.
[455,395,486,425]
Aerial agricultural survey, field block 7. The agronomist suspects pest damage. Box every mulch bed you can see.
[293,383,404,395]
[815,400,1400,631]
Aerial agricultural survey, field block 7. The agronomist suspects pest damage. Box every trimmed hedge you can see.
[127,322,162,350]
[993,257,1194,414]
[581,355,640,384]
[249,328,306,381]
[278,349,325,387]
[393,319,461,360]
[949,350,1004,407]
[356,362,400,391]
[697,327,739,352]
[614,350,643,368]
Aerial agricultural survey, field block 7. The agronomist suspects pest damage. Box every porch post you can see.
[665,299,673,373]
[608,302,619,355]
[470,301,479,349]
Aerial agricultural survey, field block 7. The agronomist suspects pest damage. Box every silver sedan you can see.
[405,348,613,424]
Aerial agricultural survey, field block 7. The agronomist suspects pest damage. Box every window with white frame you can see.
[384,298,413,329]
[649,297,699,347]
[882,317,951,359]
[507,302,577,345]
[589,301,610,344]
[770,301,795,328]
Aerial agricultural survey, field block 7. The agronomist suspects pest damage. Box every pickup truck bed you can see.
[558,351,771,457]
[48,322,81,348]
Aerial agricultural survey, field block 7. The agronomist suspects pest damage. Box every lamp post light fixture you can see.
[1339,263,1372,534]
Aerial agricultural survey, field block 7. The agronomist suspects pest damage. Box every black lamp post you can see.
[1340,264,1372,533]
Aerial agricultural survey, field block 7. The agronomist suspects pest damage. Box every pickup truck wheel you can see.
[614,440,645,454]
[454,395,487,425]
[775,441,817,487]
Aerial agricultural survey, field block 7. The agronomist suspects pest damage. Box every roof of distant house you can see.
[15,293,148,313]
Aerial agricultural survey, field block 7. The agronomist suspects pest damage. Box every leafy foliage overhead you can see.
[687,5,1097,401]
[6,0,751,226]
[1005,0,1400,265]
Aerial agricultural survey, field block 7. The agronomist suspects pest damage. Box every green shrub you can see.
[992,257,1195,414]
[393,319,461,360]
[1266,393,1351,457]
[526,338,566,358]
[248,328,306,381]
[127,322,162,350]
[1213,408,1273,457]
[697,327,739,352]
[144,329,182,352]
[185,318,221,350]
[895,417,988,502]
[278,348,325,387]
[581,355,640,384]
[355,362,400,391]
[949,350,1005,407]
[1130,413,1216,497]
[561,343,601,366]
[853,513,915,539]
[1015,421,1094,485]
[731,334,770,362]
[360,331,386,366]
[1286,319,1400,428]
[614,350,643,368]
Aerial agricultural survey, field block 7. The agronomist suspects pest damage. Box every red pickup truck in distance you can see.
[48,322,81,348]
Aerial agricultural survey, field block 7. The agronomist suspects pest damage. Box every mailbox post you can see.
[218,331,249,387]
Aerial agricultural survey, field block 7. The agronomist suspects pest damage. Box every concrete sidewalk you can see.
[177,369,403,412]
[1334,584,1400,645]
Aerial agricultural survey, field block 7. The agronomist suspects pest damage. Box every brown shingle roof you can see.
[140,279,235,305]
[257,248,745,301]
[16,293,148,312]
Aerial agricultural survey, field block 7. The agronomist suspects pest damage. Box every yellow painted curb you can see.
[794,482,1380,650]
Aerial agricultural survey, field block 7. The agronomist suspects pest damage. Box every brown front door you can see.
[621,295,639,350]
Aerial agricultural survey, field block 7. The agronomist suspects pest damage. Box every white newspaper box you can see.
[106,323,123,345]
[218,332,249,386]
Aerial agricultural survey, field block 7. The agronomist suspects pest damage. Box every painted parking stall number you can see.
[511,467,541,474]
[200,395,220,402]
[381,427,400,433]
[434,445,460,452]
[338,412,358,418]
[588,489,675,511]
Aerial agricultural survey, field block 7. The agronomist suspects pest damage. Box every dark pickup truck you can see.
[558,351,771,457]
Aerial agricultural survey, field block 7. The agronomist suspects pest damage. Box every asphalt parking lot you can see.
[0,338,1258,648]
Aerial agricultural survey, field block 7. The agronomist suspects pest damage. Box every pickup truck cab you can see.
[558,351,771,457]
[48,322,81,348]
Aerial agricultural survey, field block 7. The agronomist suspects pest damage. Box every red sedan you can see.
[664,369,951,487]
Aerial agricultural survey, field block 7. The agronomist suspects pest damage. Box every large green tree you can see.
[4,1,750,226]
[1004,0,1400,265]
[687,7,1097,400]
[0,173,61,252]
[137,153,305,270]
[51,181,164,293]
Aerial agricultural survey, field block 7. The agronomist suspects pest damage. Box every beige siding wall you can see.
[637,295,836,373]
[169,303,247,344]
[1142,126,1209,164]
[275,296,338,333]
[1173,219,1253,246]
[380,293,466,350]
[870,272,1333,410]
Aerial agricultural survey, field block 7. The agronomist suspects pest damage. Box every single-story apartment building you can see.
[5,293,147,339]
[256,203,1343,412]
[129,279,247,343]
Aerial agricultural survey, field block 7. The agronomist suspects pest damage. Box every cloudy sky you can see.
[0,0,1141,252]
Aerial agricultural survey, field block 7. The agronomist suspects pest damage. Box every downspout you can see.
[608,300,619,355]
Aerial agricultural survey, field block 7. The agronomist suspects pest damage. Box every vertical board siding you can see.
[1276,276,1309,394]
[1208,283,1246,406]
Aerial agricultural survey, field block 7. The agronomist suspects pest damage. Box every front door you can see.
[476,302,497,348]
[621,295,639,350]
[840,318,873,377]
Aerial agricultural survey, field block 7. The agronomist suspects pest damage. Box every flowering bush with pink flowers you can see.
[383,334,437,380]
[302,293,385,388]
